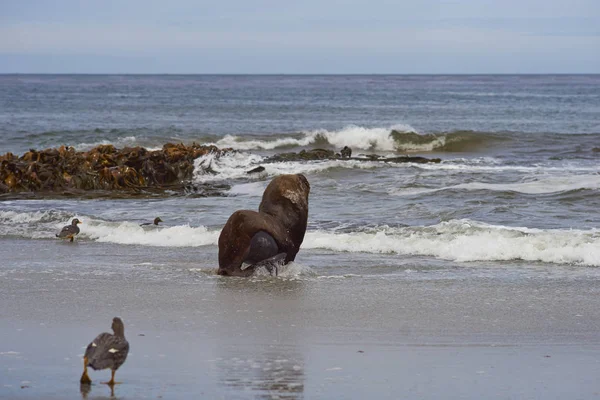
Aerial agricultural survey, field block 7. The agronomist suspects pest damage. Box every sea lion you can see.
[218,174,310,277]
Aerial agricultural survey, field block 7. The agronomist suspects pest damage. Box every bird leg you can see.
[70,236,74,242]
[80,356,92,384]
[102,369,120,386]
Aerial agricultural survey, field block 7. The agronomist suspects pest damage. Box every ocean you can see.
[1,74,599,271]
[1,74,600,399]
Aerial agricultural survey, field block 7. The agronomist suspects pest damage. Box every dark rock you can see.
[246,166,266,174]
[263,150,442,164]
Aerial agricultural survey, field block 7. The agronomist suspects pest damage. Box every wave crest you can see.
[208,126,498,153]
[390,174,600,196]
[82,222,219,247]
[303,219,600,267]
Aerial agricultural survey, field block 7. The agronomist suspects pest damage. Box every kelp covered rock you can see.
[0,143,233,195]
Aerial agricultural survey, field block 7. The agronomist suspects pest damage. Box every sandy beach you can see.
[1,238,600,399]
[2,74,600,399]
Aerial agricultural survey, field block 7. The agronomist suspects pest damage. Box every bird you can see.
[140,217,162,226]
[56,218,81,242]
[80,317,130,386]
[340,146,352,159]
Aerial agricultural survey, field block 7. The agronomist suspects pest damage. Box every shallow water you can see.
[2,238,600,399]
[1,75,600,398]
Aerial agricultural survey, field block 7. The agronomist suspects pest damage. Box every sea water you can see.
[1,74,600,278]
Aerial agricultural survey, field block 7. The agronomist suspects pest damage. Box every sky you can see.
[0,0,599,74]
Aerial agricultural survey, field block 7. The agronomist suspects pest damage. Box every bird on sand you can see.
[140,217,162,226]
[80,317,130,386]
[56,218,81,242]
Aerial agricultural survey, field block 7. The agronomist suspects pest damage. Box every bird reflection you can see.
[80,382,116,400]
[79,383,91,399]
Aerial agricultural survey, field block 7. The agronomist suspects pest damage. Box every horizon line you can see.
[1,72,599,76]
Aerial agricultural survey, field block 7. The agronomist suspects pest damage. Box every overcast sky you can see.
[1,0,599,73]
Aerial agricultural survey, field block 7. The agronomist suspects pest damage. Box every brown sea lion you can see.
[218,174,310,277]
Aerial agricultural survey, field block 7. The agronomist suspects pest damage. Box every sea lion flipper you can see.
[246,230,279,264]
[246,253,287,276]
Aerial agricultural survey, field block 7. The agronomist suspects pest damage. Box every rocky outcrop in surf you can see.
[265,148,441,163]
[0,143,233,197]
[1,143,441,198]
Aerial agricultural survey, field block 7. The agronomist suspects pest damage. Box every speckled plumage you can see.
[56,218,81,242]
[80,317,129,385]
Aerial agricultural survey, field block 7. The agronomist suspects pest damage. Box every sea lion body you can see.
[218,174,310,276]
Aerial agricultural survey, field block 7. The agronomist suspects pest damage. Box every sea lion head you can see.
[259,174,310,220]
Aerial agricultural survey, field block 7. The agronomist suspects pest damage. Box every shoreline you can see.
[2,238,600,399]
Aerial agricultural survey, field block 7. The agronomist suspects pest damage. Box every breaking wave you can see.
[14,125,505,157]
[210,126,498,152]
[0,210,220,246]
[82,221,219,247]
[390,174,600,196]
[2,211,599,267]
[72,136,147,151]
[303,219,600,267]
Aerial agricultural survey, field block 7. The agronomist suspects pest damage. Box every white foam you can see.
[0,210,54,224]
[0,212,219,246]
[309,125,411,151]
[193,152,384,185]
[193,152,266,183]
[208,124,418,152]
[255,159,382,178]
[215,134,314,150]
[391,174,600,196]
[227,181,269,197]
[251,261,314,278]
[0,210,78,239]
[73,136,143,151]
[81,221,219,247]
[302,219,600,267]
[409,161,600,174]
[277,262,315,277]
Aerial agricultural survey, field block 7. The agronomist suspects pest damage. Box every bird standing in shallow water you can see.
[56,218,81,242]
[80,317,130,386]
[140,217,162,226]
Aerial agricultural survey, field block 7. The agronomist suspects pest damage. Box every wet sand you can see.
[1,239,600,399]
